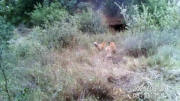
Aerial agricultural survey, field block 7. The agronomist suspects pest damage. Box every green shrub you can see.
[0,0,43,25]
[9,37,47,60]
[115,3,158,32]
[115,1,180,32]
[0,47,16,100]
[77,8,107,34]
[147,45,180,67]
[31,1,68,26]
[0,16,14,45]
[122,30,179,57]
[158,2,180,29]
[33,17,78,50]
[0,36,54,100]
[14,0,43,24]
[133,0,167,13]
[0,1,14,18]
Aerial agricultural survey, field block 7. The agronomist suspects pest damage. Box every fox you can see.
[94,42,106,51]
[105,42,117,58]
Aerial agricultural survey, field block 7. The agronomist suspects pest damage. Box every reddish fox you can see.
[94,42,106,51]
[105,42,117,58]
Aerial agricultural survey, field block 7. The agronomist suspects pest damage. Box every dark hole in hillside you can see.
[109,24,126,32]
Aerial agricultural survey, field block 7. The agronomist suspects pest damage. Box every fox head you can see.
[101,42,106,47]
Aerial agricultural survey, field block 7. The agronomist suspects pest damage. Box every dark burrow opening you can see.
[109,24,126,32]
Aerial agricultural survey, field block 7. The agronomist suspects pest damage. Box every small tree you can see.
[0,0,43,25]
[0,16,14,101]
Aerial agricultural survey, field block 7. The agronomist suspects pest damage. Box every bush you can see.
[0,16,14,45]
[147,45,180,67]
[0,0,43,25]
[158,2,180,29]
[0,35,54,100]
[31,1,78,50]
[115,1,180,32]
[122,30,180,57]
[33,16,78,50]
[0,47,17,100]
[9,37,47,60]
[0,17,14,100]
[31,1,69,26]
[77,8,107,34]
[14,0,43,24]
[133,0,167,13]
[0,1,14,18]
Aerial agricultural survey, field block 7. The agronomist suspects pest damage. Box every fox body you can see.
[94,42,106,51]
[105,42,117,57]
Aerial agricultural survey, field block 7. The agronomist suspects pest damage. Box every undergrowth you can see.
[1,0,180,101]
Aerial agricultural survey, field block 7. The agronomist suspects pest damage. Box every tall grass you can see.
[1,0,180,101]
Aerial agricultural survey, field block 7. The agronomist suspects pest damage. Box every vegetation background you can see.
[0,0,180,101]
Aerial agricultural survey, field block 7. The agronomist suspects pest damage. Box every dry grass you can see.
[41,33,150,100]
[6,30,180,101]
